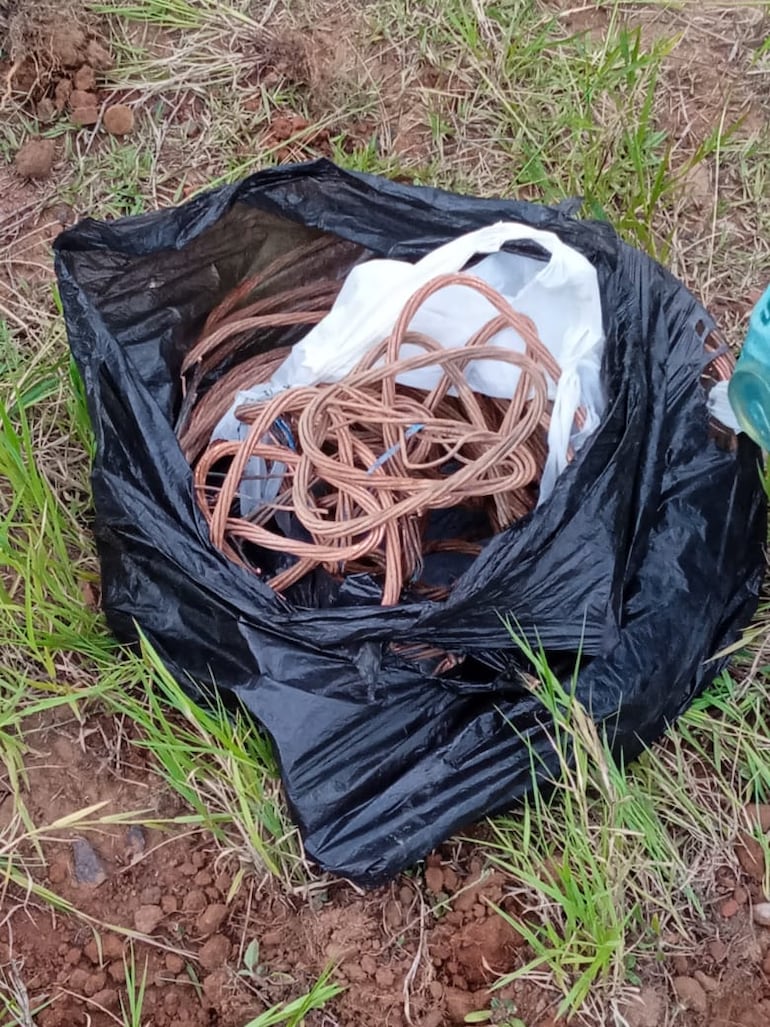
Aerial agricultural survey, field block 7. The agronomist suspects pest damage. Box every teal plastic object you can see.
[728,284,770,451]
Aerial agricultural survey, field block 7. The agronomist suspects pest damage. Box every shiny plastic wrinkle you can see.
[54,159,766,885]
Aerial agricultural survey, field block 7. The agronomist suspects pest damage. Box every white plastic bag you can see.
[213,222,606,509]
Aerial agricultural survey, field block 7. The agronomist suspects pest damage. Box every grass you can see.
[0,0,768,1024]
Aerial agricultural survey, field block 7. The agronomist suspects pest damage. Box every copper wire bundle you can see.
[180,247,569,607]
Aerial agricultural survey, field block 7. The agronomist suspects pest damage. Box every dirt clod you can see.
[108,961,126,983]
[442,867,459,892]
[84,971,107,996]
[103,104,135,136]
[72,105,99,127]
[694,970,718,993]
[182,889,208,912]
[37,98,57,123]
[125,824,146,858]
[165,954,185,974]
[721,898,739,918]
[425,867,444,894]
[71,836,107,885]
[54,78,73,110]
[709,938,729,963]
[102,935,123,960]
[673,976,709,1015]
[444,986,487,1024]
[73,64,96,91]
[91,988,118,1010]
[197,903,228,936]
[745,804,770,833]
[14,137,55,180]
[134,904,164,934]
[69,88,97,110]
[621,987,664,1027]
[86,38,113,70]
[736,832,766,881]
[199,934,231,970]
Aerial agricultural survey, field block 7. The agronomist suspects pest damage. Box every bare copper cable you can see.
[191,273,567,605]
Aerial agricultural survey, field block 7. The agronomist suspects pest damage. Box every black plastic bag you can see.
[54,159,767,885]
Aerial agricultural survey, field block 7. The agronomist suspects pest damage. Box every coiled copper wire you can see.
[186,270,566,606]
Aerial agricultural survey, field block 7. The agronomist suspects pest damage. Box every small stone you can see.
[14,137,55,180]
[194,870,213,887]
[425,867,444,894]
[399,886,413,907]
[182,889,207,912]
[74,65,96,92]
[161,895,178,914]
[71,837,107,886]
[108,961,126,983]
[620,986,663,1027]
[753,902,770,927]
[709,939,728,963]
[103,105,135,136]
[673,976,708,1015]
[54,78,73,110]
[140,886,162,905]
[37,98,57,123]
[65,947,82,965]
[375,967,394,988]
[720,898,739,918]
[134,905,164,934]
[91,988,118,1010]
[360,955,377,977]
[86,40,114,71]
[734,885,749,905]
[180,862,197,876]
[694,970,718,993]
[198,934,230,970]
[196,903,228,936]
[165,954,185,974]
[192,851,206,868]
[429,981,444,1000]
